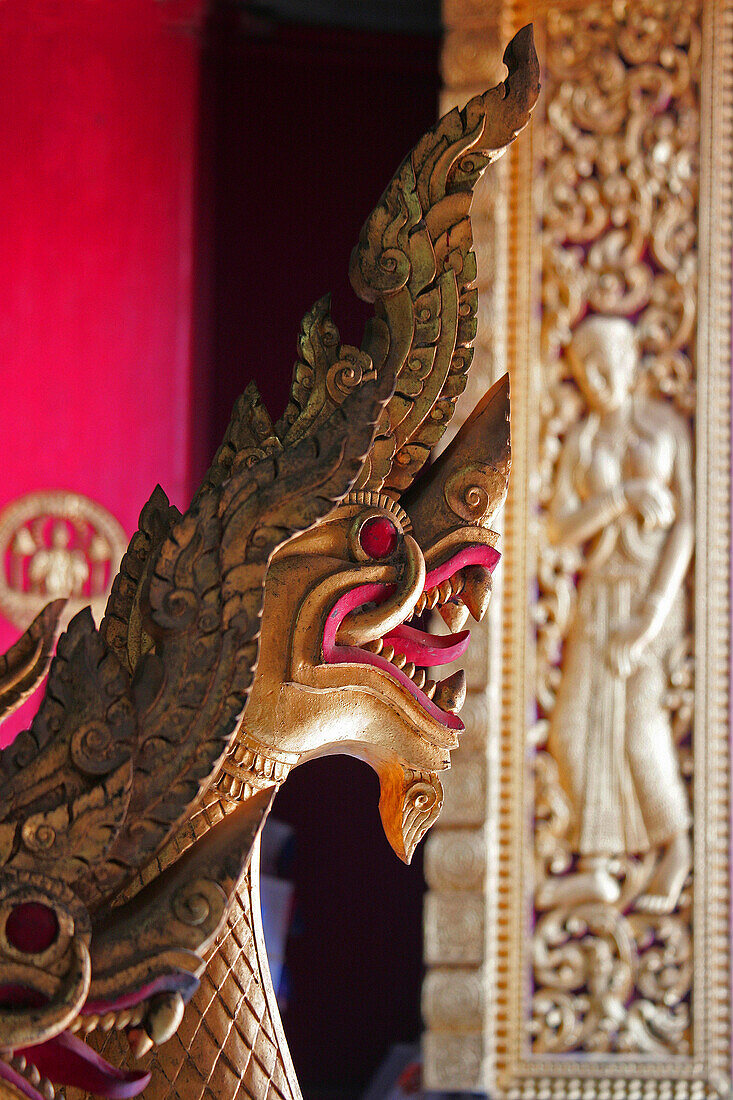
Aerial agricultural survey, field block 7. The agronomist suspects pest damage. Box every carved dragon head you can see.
[242,372,510,862]
[0,28,539,1100]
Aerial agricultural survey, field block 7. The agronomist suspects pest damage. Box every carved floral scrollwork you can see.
[530,901,692,1055]
[532,0,700,1057]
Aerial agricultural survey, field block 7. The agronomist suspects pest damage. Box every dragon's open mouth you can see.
[323,545,500,730]
[0,979,195,1099]
[2,1032,149,1100]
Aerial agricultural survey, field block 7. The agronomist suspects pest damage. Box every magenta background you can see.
[0,0,206,665]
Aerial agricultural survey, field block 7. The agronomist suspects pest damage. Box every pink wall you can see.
[0,0,206,660]
[0,0,208,745]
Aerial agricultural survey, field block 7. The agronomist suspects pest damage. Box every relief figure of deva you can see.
[539,316,693,916]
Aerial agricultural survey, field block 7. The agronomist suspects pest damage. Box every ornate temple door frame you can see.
[423,2,732,1096]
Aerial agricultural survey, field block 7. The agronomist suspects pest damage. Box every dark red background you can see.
[1,4,440,1096]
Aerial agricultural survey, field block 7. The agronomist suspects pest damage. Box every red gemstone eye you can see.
[359,515,399,558]
[6,902,59,954]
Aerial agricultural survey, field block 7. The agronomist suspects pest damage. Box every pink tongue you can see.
[383,624,470,666]
[18,1031,150,1099]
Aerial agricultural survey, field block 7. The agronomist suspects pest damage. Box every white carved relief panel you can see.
[424,2,731,1095]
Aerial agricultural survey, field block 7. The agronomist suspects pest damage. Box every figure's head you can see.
[567,315,638,412]
[50,522,70,549]
[223,20,540,861]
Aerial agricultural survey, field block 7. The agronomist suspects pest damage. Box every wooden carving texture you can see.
[81,799,298,1100]
[531,0,700,1057]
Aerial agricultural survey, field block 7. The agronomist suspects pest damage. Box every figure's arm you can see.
[548,422,679,549]
[547,426,626,547]
[607,413,694,677]
[638,418,695,644]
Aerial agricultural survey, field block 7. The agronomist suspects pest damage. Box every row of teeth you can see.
[5,1055,57,1100]
[412,572,466,617]
[362,638,435,695]
[361,637,467,715]
[356,567,494,716]
[2,1008,149,1099]
[69,1001,146,1036]
[5,997,156,1100]
[69,990,184,1059]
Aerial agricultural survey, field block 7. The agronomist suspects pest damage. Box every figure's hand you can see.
[607,620,652,678]
[623,480,675,529]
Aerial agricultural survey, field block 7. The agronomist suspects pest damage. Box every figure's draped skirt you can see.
[73,793,301,1100]
[547,572,691,858]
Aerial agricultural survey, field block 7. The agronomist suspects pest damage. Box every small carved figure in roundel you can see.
[0,490,126,631]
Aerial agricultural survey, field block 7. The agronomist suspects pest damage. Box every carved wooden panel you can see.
[425,1,732,1094]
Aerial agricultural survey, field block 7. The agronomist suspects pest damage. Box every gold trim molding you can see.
[425,1,732,1094]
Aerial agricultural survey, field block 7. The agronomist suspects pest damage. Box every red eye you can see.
[359,516,399,558]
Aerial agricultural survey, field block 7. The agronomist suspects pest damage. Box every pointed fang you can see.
[127,1028,154,1059]
[462,566,493,622]
[145,991,185,1046]
[433,669,467,715]
[439,600,471,631]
